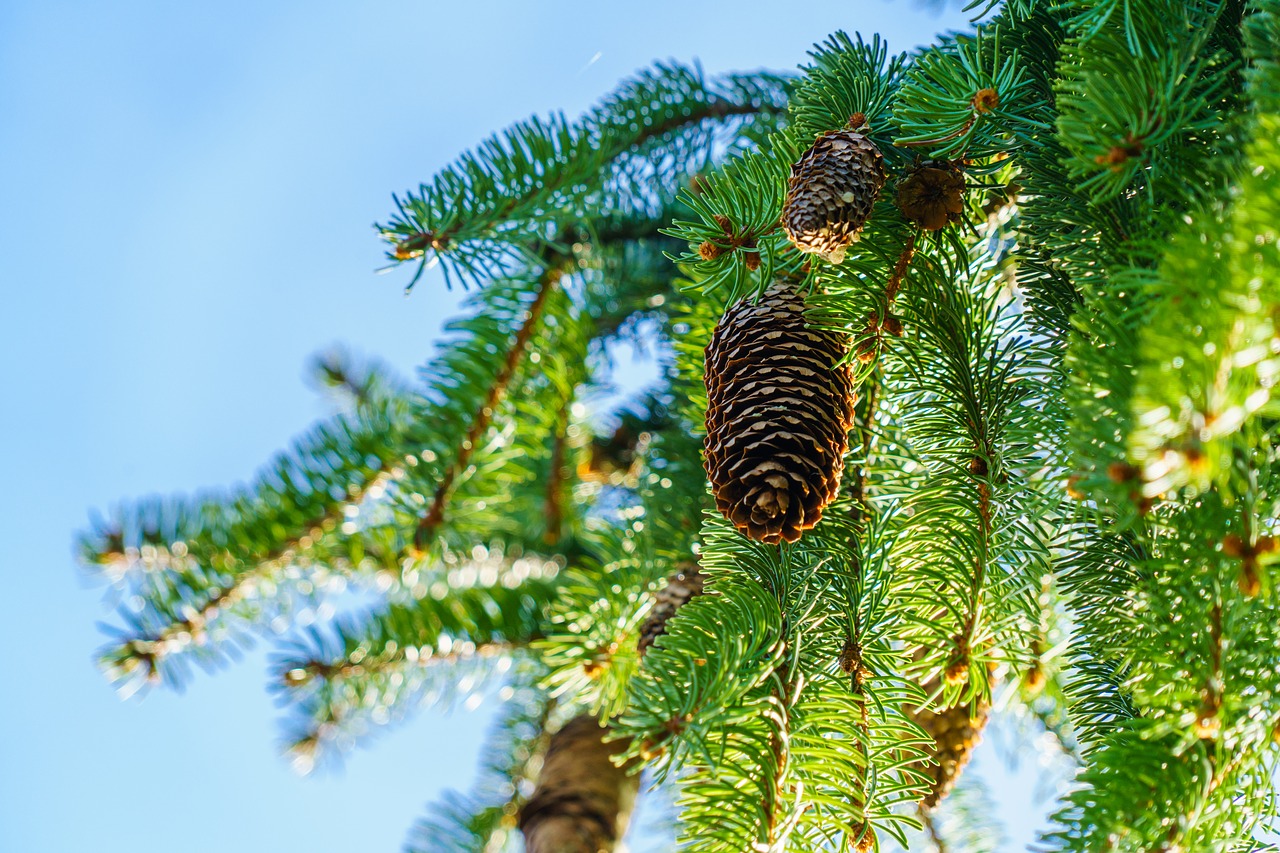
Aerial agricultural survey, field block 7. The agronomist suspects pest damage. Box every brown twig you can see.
[858,234,918,363]
[543,400,570,546]
[282,639,519,689]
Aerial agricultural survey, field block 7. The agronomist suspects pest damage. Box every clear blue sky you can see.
[0,2,1059,851]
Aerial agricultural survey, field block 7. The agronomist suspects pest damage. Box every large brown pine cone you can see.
[704,281,856,543]
[783,129,887,264]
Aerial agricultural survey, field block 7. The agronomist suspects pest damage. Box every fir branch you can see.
[411,266,559,553]
[98,462,402,691]
[786,32,907,148]
[380,63,790,289]
[272,555,560,762]
[537,537,660,718]
[892,28,1044,160]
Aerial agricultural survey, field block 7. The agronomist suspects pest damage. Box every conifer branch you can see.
[102,467,398,686]
[274,563,559,760]
[390,98,765,266]
[412,268,560,553]
[80,7,1280,848]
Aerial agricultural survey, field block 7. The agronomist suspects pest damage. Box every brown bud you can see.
[895,161,966,232]
[1222,534,1246,558]
[839,638,860,675]
[971,88,999,114]
[1107,461,1141,483]
[743,251,761,271]
[1023,663,1046,694]
[882,314,904,337]
[1066,475,1085,500]
[944,658,969,687]
[698,241,722,261]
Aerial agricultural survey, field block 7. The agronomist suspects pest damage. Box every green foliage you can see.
[1054,0,1241,204]
[1127,116,1280,496]
[272,552,560,763]
[789,32,906,145]
[81,3,1280,850]
[892,28,1043,159]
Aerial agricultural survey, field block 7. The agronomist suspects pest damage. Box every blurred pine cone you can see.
[783,129,887,264]
[909,664,993,809]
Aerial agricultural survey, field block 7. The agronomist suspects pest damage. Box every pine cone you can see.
[638,565,704,656]
[909,677,991,809]
[783,129,887,264]
[704,281,856,543]
[519,715,637,853]
[895,161,966,231]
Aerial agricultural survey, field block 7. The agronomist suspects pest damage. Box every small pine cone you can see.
[910,688,991,809]
[704,281,856,543]
[783,129,887,264]
[637,565,705,656]
[895,161,966,231]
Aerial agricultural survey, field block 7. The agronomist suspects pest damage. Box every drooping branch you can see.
[274,560,560,759]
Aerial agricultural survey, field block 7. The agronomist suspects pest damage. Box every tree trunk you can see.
[518,715,638,853]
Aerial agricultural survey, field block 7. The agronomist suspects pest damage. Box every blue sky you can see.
[0,2,1062,851]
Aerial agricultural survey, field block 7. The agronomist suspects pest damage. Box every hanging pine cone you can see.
[704,281,856,543]
[912,697,990,809]
[783,128,887,264]
[908,662,994,810]
[895,160,967,231]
